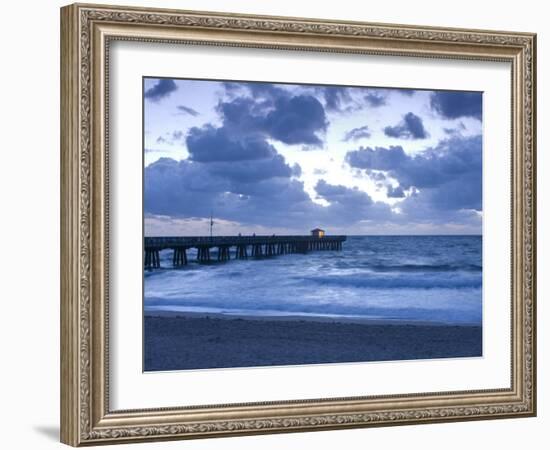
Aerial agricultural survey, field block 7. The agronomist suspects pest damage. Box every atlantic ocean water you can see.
[144,235,482,326]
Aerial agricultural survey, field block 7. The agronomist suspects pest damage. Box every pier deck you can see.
[144,235,346,269]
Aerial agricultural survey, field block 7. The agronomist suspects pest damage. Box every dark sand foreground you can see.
[144,314,482,371]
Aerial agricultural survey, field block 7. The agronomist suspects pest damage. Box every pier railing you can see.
[144,235,346,269]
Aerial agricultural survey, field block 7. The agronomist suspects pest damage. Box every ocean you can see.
[144,235,482,326]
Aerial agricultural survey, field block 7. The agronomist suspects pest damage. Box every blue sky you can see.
[144,78,482,236]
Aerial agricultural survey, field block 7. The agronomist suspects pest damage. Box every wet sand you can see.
[144,313,482,371]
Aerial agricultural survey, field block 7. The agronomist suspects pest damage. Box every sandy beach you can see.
[144,313,482,371]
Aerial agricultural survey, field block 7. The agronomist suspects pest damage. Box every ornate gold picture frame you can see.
[60,3,536,446]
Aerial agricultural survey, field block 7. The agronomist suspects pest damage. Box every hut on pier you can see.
[310,228,325,238]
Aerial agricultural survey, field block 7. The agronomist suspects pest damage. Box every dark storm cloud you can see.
[247,82,289,100]
[144,79,177,102]
[387,185,406,198]
[320,87,353,112]
[366,170,386,182]
[345,135,482,212]
[221,82,241,95]
[315,180,393,223]
[384,112,429,139]
[398,89,416,96]
[364,92,387,107]
[264,95,328,146]
[217,97,264,130]
[346,145,408,171]
[144,158,226,218]
[316,86,387,112]
[315,180,372,206]
[186,126,276,162]
[217,92,328,147]
[176,105,200,116]
[343,125,371,142]
[144,157,316,228]
[430,91,482,120]
[291,164,302,177]
[206,155,294,183]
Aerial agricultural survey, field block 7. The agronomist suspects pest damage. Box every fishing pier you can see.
[144,234,346,269]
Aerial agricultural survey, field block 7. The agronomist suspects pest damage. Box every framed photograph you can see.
[60,3,537,446]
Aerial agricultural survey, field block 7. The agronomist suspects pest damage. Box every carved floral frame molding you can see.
[60,3,536,446]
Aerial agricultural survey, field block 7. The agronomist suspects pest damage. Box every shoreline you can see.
[144,309,480,327]
[144,313,482,371]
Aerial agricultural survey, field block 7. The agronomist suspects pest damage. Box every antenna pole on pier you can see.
[209,212,214,240]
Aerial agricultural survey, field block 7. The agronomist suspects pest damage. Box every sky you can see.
[143,77,483,236]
